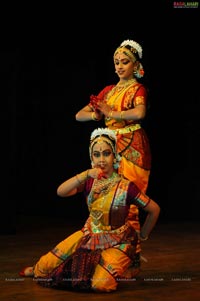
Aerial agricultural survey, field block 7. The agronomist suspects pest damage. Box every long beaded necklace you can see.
[105,79,138,123]
[88,172,121,231]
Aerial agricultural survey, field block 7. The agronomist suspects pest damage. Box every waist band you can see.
[113,124,141,135]
[91,221,130,234]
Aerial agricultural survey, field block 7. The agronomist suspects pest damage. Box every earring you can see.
[91,161,95,168]
[113,158,119,169]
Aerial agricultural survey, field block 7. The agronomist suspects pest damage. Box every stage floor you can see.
[1,215,200,301]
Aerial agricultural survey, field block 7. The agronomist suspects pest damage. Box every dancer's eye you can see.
[103,150,112,157]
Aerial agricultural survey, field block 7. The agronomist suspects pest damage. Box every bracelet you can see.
[108,110,113,118]
[139,233,149,241]
[76,170,89,185]
[91,112,98,121]
[120,111,125,120]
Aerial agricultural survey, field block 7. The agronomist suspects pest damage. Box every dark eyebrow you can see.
[93,149,111,153]
[114,58,130,62]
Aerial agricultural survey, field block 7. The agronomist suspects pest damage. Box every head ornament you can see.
[114,39,144,78]
[89,128,121,169]
[120,39,143,59]
[90,128,116,142]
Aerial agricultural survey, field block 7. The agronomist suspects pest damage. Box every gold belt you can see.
[91,221,130,234]
[113,124,141,135]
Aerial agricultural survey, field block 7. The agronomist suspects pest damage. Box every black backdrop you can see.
[3,1,200,233]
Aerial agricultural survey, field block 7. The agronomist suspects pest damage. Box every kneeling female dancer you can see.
[19,128,160,293]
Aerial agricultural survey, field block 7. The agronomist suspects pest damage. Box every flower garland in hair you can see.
[120,39,143,59]
[90,128,116,142]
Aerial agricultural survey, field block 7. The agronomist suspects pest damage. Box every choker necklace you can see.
[117,78,137,89]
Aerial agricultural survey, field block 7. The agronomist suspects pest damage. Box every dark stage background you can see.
[3,1,199,233]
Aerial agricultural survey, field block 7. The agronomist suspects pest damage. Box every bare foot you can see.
[19,266,34,277]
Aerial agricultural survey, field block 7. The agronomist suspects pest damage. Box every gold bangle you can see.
[108,110,113,118]
[76,170,89,184]
[120,111,125,120]
[91,112,98,121]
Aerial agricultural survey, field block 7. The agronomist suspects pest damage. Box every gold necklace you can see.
[117,78,137,88]
[105,79,138,117]
[92,172,120,193]
[88,172,121,208]
[88,173,121,231]
[107,78,137,100]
